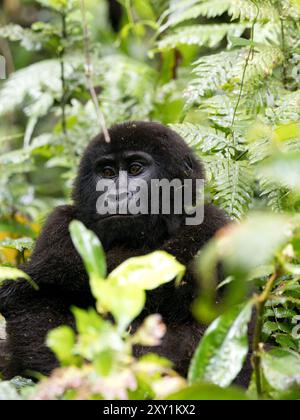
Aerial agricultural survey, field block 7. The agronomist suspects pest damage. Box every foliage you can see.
[0,0,300,401]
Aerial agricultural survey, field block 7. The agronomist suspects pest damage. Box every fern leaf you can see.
[185,45,283,108]
[160,0,280,31]
[170,123,231,154]
[208,157,254,218]
[266,91,300,124]
[156,24,246,50]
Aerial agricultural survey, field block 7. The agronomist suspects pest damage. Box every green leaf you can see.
[92,281,146,334]
[47,326,78,366]
[166,383,249,400]
[72,307,124,360]
[134,0,156,20]
[156,24,246,51]
[228,36,254,48]
[261,349,300,392]
[0,237,34,252]
[259,151,300,193]
[199,213,292,278]
[108,251,185,290]
[188,302,253,387]
[91,252,184,333]
[69,220,106,280]
[0,267,38,290]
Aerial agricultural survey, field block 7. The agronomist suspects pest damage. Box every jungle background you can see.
[1,0,300,400]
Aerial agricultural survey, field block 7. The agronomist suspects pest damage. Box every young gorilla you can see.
[0,122,229,379]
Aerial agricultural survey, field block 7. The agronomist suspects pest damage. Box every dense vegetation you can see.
[1,0,300,400]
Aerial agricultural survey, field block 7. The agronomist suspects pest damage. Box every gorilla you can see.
[0,121,229,379]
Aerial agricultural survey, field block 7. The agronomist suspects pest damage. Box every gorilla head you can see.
[73,121,204,250]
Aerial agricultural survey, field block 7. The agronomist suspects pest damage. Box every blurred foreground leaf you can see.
[166,383,249,400]
[188,302,253,387]
[261,348,300,393]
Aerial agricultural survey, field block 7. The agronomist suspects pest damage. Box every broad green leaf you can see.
[261,349,300,392]
[228,36,254,48]
[72,307,124,360]
[108,251,185,290]
[69,220,106,280]
[92,280,146,334]
[274,123,300,142]
[198,213,291,279]
[259,151,300,193]
[0,237,34,252]
[166,383,249,400]
[134,0,156,20]
[0,266,38,290]
[47,326,78,366]
[188,302,253,387]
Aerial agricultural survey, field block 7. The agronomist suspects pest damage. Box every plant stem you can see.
[280,17,288,88]
[231,0,259,142]
[252,270,278,398]
[60,12,67,135]
[80,0,110,143]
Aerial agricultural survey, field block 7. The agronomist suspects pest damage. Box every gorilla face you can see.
[93,150,156,219]
[73,121,204,249]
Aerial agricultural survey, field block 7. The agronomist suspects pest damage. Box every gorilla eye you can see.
[129,163,143,176]
[102,166,116,178]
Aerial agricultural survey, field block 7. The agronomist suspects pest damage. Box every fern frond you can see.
[266,91,300,124]
[258,175,289,212]
[156,24,246,50]
[230,0,279,22]
[185,45,283,108]
[159,0,233,31]
[170,122,253,218]
[281,0,300,20]
[169,123,231,154]
[208,157,254,218]
[185,49,245,104]
[244,45,284,86]
[248,138,272,164]
[253,22,281,45]
[199,95,253,135]
[160,0,279,32]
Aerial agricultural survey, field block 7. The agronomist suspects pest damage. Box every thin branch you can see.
[231,1,259,142]
[80,0,110,143]
[252,270,279,398]
[280,17,288,88]
[0,38,14,75]
[59,12,68,136]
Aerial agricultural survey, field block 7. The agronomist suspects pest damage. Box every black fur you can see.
[0,121,229,379]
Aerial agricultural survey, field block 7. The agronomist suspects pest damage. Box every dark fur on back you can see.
[0,121,229,379]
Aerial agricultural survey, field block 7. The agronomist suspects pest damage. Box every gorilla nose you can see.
[118,192,130,201]
[107,191,131,202]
